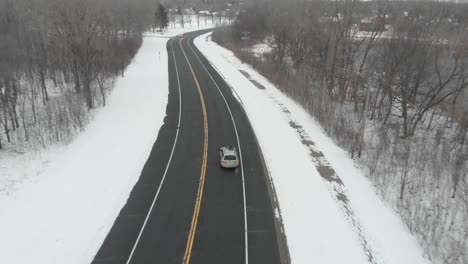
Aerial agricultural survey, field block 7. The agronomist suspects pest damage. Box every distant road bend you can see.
[92,29,283,264]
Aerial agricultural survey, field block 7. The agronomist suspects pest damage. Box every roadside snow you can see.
[195,32,431,264]
[0,23,215,264]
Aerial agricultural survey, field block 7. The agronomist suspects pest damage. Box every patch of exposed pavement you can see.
[239,70,266,90]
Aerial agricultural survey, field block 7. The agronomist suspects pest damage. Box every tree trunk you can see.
[402,96,409,138]
[51,69,58,87]
[39,67,49,104]
[73,60,81,94]
[383,93,393,125]
[12,103,19,129]
[400,142,411,200]
[426,110,436,130]
[3,109,10,143]
[83,69,93,109]
[98,78,106,107]
[8,105,15,132]
[21,100,29,142]
[399,170,407,200]
[357,81,371,158]
[30,90,37,123]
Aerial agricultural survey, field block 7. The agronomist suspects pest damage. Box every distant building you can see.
[359,16,385,32]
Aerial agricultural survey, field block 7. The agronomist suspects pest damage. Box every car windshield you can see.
[224,155,237,161]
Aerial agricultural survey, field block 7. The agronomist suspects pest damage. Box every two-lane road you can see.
[92,29,282,264]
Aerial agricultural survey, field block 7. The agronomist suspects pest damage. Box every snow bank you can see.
[0,36,168,264]
[194,32,431,264]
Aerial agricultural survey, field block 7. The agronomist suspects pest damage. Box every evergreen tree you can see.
[154,3,168,31]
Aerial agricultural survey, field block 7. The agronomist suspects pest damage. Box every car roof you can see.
[221,146,237,156]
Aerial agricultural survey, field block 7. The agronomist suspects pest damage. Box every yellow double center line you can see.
[180,38,209,264]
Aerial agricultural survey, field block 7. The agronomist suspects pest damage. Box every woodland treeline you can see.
[0,0,165,149]
[213,0,468,263]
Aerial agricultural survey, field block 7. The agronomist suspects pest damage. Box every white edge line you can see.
[202,34,245,106]
[125,38,182,264]
[187,36,249,264]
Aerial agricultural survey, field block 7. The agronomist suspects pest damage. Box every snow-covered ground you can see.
[195,32,432,264]
[0,23,215,264]
[250,39,273,58]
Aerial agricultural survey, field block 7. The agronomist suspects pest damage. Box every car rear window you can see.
[224,155,237,161]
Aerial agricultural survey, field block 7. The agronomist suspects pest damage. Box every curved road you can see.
[92,29,282,264]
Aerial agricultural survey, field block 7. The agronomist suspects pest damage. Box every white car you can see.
[219,146,239,168]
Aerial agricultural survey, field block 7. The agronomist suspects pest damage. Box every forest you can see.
[0,0,160,149]
[212,0,468,263]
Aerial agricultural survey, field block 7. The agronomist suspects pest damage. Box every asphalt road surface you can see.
[92,29,282,264]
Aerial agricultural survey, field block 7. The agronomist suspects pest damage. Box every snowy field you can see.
[194,32,432,264]
[0,23,215,264]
